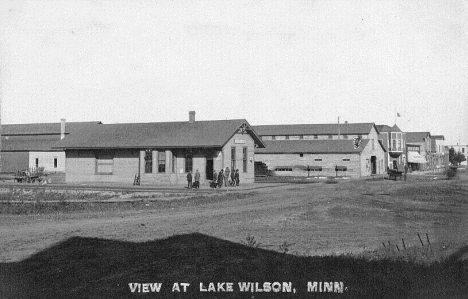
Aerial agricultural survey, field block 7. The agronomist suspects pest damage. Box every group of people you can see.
[213,167,240,188]
[186,168,240,189]
[186,169,200,189]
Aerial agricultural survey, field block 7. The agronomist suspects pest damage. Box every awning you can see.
[408,151,427,163]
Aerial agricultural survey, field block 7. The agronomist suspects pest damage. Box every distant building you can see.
[253,123,386,177]
[406,132,431,170]
[445,144,468,166]
[375,124,407,170]
[254,122,380,142]
[1,120,102,173]
[431,135,445,169]
[53,112,264,185]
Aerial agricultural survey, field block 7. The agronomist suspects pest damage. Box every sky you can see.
[1,0,467,145]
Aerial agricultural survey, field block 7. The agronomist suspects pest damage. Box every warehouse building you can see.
[53,112,264,185]
[1,120,102,173]
[253,123,386,177]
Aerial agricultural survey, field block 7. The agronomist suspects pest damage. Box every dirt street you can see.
[1,176,468,262]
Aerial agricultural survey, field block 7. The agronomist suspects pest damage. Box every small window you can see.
[315,158,322,161]
[144,150,152,173]
[96,152,113,174]
[343,135,348,139]
[299,135,304,140]
[328,135,333,139]
[271,136,276,140]
[285,136,289,140]
[54,158,58,168]
[299,153,304,157]
[275,167,292,171]
[35,158,39,168]
[343,158,350,161]
[158,151,166,173]
[314,135,318,139]
[335,166,347,171]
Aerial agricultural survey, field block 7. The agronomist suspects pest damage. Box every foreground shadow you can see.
[1,233,467,299]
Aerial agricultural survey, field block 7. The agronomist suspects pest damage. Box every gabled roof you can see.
[431,135,445,140]
[255,139,373,154]
[376,124,402,133]
[1,121,102,136]
[53,119,265,149]
[252,123,377,136]
[406,132,431,143]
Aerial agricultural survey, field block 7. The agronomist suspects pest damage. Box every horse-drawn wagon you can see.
[14,167,45,183]
[387,167,403,181]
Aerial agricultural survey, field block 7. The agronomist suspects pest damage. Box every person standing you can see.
[187,170,193,189]
[235,169,240,186]
[230,169,236,186]
[224,167,230,187]
[194,169,200,188]
[217,169,224,188]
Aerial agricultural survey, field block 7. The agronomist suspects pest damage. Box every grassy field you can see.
[0,170,467,298]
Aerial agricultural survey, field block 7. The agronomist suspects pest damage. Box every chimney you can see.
[189,111,195,123]
[60,118,66,140]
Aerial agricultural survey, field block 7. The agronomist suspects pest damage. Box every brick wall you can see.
[66,149,140,184]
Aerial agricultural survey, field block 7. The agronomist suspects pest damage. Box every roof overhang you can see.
[408,151,427,163]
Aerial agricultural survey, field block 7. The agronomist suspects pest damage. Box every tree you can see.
[449,147,466,166]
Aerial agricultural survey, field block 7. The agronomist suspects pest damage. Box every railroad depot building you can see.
[0,120,101,173]
[53,113,264,185]
[253,123,386,177]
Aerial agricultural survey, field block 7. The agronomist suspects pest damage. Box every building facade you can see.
[445,144,468,166]
[376,124,407,170]
[255,139,386,178]
[1,120,101,173]
[430,135,446,169]
[54,114,264,185]
[253,123,386,177]
[406,132,431,170]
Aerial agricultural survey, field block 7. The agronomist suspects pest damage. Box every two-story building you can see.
[375,124,406,170]
[406,132,431,170]
[431,135,446,169]
[53,112,264,185]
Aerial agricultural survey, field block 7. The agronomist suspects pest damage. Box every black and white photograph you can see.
[1,0,467,298]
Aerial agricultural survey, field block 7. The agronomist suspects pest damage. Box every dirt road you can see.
[1,177,468,262]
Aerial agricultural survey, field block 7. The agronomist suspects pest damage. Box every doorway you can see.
[371,156,377,174]
[206,158,214,180]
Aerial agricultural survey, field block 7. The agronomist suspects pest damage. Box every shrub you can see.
[446,167,458,180]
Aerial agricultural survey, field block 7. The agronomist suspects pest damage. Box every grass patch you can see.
[0,188,255,215]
